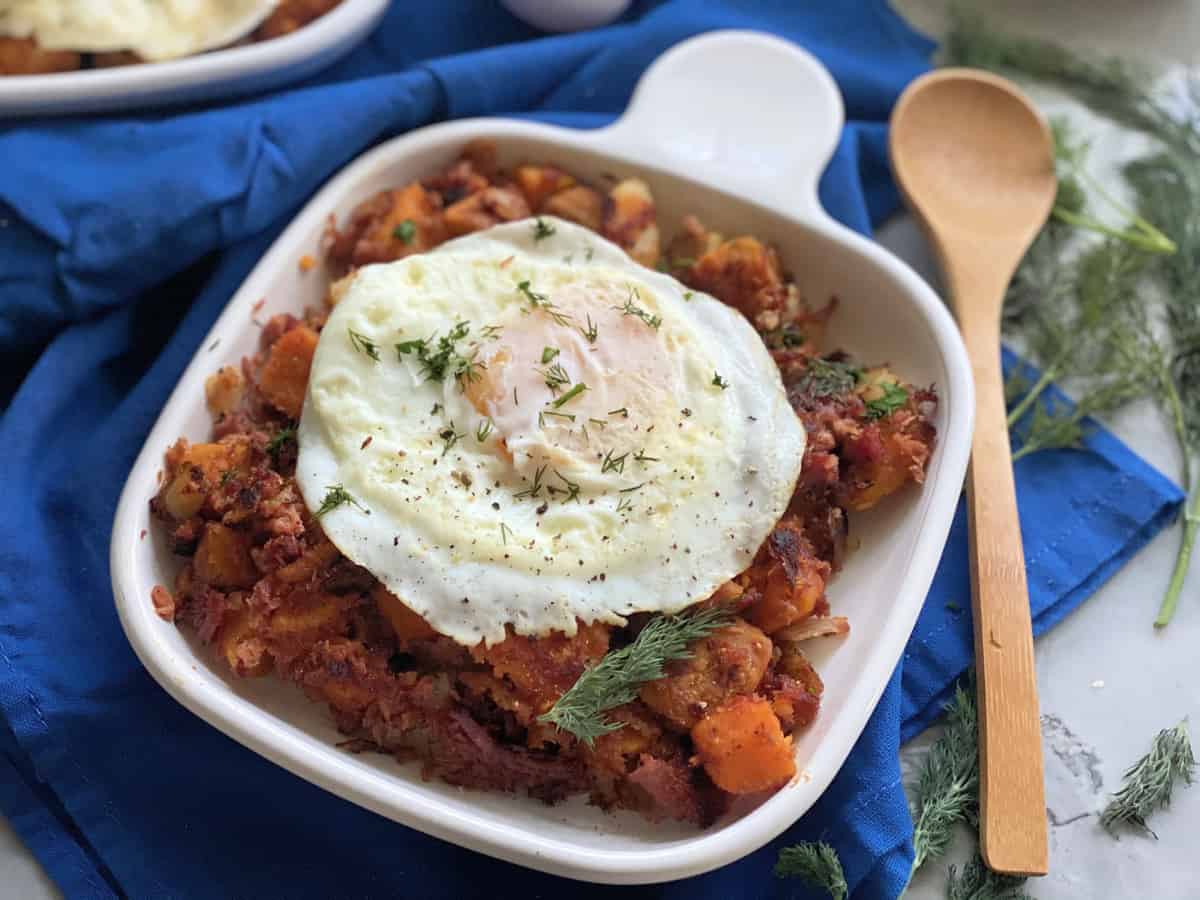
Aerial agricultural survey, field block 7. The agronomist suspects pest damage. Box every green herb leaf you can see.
[315,483,365,518]
[518,281,574,326]
[712,372,729,391]
[392,219,417,244]
[773,842,847,900]
[533,217,556,242]
[348,328,380,361]
[266,424,297,461]
[1101,719,1196,836]
[864,382,909,420]
[550,382,587,409]
[612,288,662,330]
[541,346,560,364]
[538,606,732,744]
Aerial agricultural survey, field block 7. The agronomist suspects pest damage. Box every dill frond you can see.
[945,856,1035,900]
[1101,719,1196,837]
[773,841,847,899]
[537,606,731,744]
[909,684,979,875]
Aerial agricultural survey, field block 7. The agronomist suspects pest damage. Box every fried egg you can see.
[297,218,805,645]
[0,0,277,60]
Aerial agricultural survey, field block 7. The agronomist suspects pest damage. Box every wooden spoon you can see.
[890,68,1054,877]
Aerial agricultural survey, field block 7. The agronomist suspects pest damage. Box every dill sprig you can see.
[266,424,297,461]
[909,683,979,875]
[954,12,1200,625]
[551,382,587,408]
[773,841,847,900]
[1100,719,1196,837]
[601,449,628,474]
[314,484,365,518]
[537,606,731,744]
[581,314,599,343]
[538,362,571,394]
[439,424,465,457]
[612,288,662,330]
[533,217,555,242]
[517,281,574,326]
[396,321,483,388]
[348,328,380,361]
[945,856,1035,900]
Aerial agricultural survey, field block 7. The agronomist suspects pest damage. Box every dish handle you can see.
[588,30,844,223]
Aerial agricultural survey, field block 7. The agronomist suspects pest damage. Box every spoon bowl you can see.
[890,68,1056,878]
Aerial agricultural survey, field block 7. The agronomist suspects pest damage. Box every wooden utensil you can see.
[889,68,1054,877]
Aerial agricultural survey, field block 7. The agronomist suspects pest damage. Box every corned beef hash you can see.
[149,140,936,826]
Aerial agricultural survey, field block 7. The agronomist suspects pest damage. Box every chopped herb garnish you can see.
[551,382,588,408]
[348,328,381,361]
[864,381,909,420]
[538,606,732,743]
[476,418,494,443]
[266,424,297,460]
[539,362,571,394]
[219,469,234,487]
[612,288,662,329]
[619,481,646,493]
[550,469,581,503]
[315,483,365,518]
[585,245,594,261]
[439,424,465,457]
[764,323,807,349]
[616,495,634,514]
[683,291,695,301]
[396,321,481,388]
[542,409,576,423]
[541,346,560,364]
[797,358,862,398]
[533,217,556,241]
[633,449,659,463]
[601,450,628,474]
[515,464,547,499]
[608,407,629,418]
[712,372,730,390]
[392,219,417,244]
[431,402,442,415]
[480,324,503,341]
[517,281,574,326]
[588,417,606,428]
[581,314,599,344]
[500,522,513,545]
[774,842,847,900]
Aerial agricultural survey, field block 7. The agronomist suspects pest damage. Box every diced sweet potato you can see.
[259,325,318,419]
[688,236,787,331]
[744,520,830,634]
[639,619,772,730]
[158,439,251,520]
[194,524,259,589]
[205,365,245,417]
[443,186,531,237]
[373,585,437,641]
[268,592,348,635]
[472,622,610,712]
[691,696,796,793]
[514,165,576,210]
[603,178,660,267]
[542,185,605,232]
[275,540,340,584]
[361,182,448,261]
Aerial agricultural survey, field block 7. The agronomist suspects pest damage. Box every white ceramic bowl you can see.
[0,0,389,117]
[110,31,973,884]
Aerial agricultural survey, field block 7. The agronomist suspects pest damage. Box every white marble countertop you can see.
[3,3,1198,898]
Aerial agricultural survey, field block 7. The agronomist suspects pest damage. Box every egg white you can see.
[297,218,805,646]
[0,0,277,60]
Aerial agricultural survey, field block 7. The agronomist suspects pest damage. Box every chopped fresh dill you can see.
[541,346,560,364]
[633,449,659,464]
[773,842,847,900]
[542,409,575,423]
[476,418,494,443]
[348,328,381,361]
[392,219,417,244]
[581,314,599,344]
[601,449,628,474]
[615,495,634,514]
[395,321,483,389]
[796,358,861,397]
[549,469,581,503]
[612,288,662,329]
[551,382,587,408]
[514,464,547,500]
[538,362,571,394]
[1101,719,1195,836]
[864,382,909,420]
[480,324,503,341]
[438,424,465,457]
[945,856,1035,900]
[517,280,574,326]
[608,406,629,418]
[266,424,297,460]
[499,522,512,545]
[537,606,732,744]
[533,217,556,242]
[712,372,730,391]
[619,481,646,493]
[219,469,234,487]
[588,417,606,429]
[763,323,807,349]
[683,291,695,301]
[315,483,365,518]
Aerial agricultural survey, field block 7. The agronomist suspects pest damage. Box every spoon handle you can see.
[959,304,1049,876]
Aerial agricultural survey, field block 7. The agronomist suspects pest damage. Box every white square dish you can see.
[0,0,389,117]
[109,30,973,885]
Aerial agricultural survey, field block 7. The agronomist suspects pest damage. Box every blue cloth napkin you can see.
[0,2,1183,898]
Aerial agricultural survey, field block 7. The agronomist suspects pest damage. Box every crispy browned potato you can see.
[542,185,605,232]
[514,165,576,211]
[204,365,245,417]
[639,619,772,730]
[472,622,610,713]
[691,696,796,793]
[0,37,80,75]
[194,523,259,589]
[743,519,831,634]
[373,585,438,642]
[688,236,788,331]
[603,178,660,267]
[443,185,531,237]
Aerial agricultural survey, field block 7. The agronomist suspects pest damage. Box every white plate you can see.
[0,0,389,117]
[110,31,974,885]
